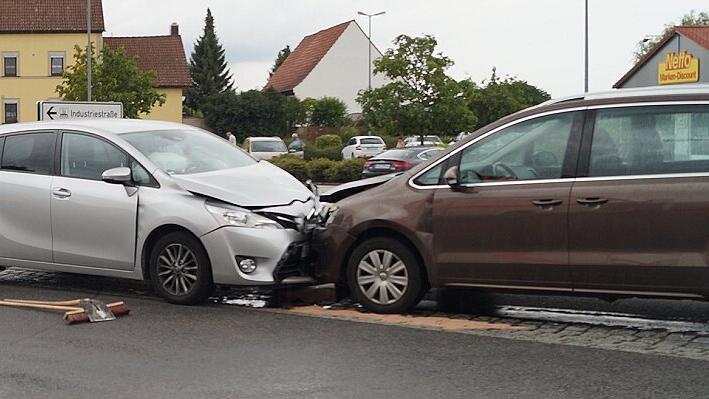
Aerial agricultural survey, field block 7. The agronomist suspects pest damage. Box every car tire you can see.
[347,237,425,313]
[149,231,215,305]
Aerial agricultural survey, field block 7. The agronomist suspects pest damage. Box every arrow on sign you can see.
[46,106,57,120]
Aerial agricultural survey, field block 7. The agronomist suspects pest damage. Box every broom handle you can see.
[4,298,83,306]
[0,300,82,312]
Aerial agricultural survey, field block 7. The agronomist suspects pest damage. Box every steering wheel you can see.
[492,162,518,179]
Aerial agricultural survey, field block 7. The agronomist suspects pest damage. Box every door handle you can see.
[576,197,608,206]
[532,199,563,207]
[52,188,72,199]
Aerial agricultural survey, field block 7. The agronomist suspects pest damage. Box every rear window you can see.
[360,138,384,145]
[1,132,55,175]
[251,140,287,152]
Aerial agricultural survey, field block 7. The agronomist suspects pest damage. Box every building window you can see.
[3,53,18,77]
[3,100,19,124]
[49,53,64,76]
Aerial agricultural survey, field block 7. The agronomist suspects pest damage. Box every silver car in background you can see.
[0,120,320,304]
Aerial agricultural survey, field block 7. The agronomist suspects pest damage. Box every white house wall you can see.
[293,22,388,114]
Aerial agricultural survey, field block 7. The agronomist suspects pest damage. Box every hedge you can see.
[304,146,342,161]
[270,155,365,184]
[315,134,342,148]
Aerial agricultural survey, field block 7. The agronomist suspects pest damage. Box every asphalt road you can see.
[1,284,708,399]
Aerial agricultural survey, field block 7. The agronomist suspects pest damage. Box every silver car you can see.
[0,120,320,304]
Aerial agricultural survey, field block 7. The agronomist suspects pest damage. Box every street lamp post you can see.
[87,0,92,101]
[357,11,385,90]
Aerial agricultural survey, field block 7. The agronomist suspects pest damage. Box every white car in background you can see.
[341,136,387,159]
[404,135,444,147]
[243,137,289,160]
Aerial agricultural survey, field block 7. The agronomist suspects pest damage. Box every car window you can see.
[61,133,129,181]
[458,112,576,184]
[1,132,55,175]
[361,138,384,145]
[418,149,444,160]
[251,140,287,152]
[347,138,357,146]
[414,163,444,186]
[589,105,709,177]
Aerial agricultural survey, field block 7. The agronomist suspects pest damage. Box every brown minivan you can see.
[314,85,709,313]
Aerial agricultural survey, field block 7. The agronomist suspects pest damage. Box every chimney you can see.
[170,23,179,36]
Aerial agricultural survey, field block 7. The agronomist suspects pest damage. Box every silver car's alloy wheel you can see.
[356,249,408,305]
[157,243,198,296]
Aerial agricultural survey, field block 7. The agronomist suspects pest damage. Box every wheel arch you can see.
[140,224,210,281]
[340,226,431,291]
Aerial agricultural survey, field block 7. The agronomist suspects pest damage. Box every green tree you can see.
[466,68,550,129]
[284,95,306,132]
[270,45,291,77]
[203,89,290,140]
[187,8,234,113]
[310,97,349,127]
[634,10,709,61]
[56,45,165,118]
[357,35,477,138]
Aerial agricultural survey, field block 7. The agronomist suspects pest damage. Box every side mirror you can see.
[443,166,460,188]
[102,167,133,185]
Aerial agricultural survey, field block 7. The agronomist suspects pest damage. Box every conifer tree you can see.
[187,8,234,113]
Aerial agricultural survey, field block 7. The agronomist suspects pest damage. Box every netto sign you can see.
[37,101,123,121]
[658,51,700,85]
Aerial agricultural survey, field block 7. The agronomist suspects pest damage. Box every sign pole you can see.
[87,0,92,101]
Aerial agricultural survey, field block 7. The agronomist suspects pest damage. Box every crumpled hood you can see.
[171,161,314,208]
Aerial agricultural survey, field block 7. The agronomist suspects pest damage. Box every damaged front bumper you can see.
[201,197,329,287]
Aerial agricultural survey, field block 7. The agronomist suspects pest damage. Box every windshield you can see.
[121,129,256,175]
[251,140,287,152]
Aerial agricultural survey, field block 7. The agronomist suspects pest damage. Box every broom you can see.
[2,298,130,324]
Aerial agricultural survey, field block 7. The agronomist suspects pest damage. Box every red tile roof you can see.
[0,0,104,33]
[265,21,352,93]
[614,25,709,88]
[676,25,709,50]
[104,35,191,88]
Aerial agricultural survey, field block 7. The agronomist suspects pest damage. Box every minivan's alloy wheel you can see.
[149,232,214,305]
[157,244,198,296]
[356,250,408,305]
[347,237,425,314]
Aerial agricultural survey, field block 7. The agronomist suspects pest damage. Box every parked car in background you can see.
[314,85,709,314]
[0,120,320,305]
[362,147,445,178]
[404,135,444,147]
[287,137,305,159]
[342,136,387,159]
[449,132,471,145]
[244,137,289,160]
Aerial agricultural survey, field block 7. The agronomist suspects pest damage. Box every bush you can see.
[315,134,342,148]
[304,145,342,161]
[271,156,365,183]
[324,158,365,183]
[305,158,335,182]
[268,155,308,181]
[339,126,358,143]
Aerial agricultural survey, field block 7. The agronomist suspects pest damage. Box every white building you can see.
[264,20,388,115]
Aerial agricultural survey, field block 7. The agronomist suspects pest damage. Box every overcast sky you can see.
[103,1,707,98]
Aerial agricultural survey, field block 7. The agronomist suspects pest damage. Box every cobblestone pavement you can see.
[2,267,709,361]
